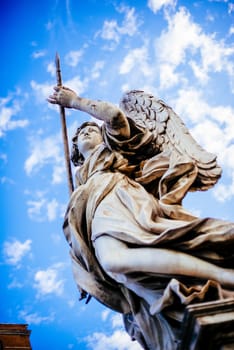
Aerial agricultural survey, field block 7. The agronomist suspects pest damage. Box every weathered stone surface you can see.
[48,86,234,349]
[179,299,234,350]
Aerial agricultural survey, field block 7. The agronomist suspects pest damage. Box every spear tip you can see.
[55,52,62,86]
[55,51,60,62]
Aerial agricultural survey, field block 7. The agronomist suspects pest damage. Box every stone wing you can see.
[120,90,222,191]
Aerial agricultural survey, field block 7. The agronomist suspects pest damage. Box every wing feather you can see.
[120,90,222,191]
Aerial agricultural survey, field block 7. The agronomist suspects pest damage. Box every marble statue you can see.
[48,86,234,350]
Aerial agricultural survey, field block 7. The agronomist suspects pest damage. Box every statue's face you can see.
[77,125,103,156]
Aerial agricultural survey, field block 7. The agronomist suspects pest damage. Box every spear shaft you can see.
[55,53,74,196]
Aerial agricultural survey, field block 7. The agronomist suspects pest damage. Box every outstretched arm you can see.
[48,86,130,139]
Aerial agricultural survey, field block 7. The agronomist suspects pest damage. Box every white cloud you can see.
[213,145,234,202]
[51,232,62,245]
[148,0,177,13]
[65,50,84,67]
[26,191,62,222]
[172,88,234,154]
[32,64,98,109]
[0,176,15,185]
[173,88,218,122]
[24,132,64,178]
[155,7,234,89]
[64,75,88,96]
[97,6,140,44]
[47,198,59,221]
[91,61,105,79]
[8,278,24,289]
[24,126,74,207]
[0,152,7,162]
[31,80,54,104]
[198,35,234,81]
[32,50,46,59]
[110,313,123,328]
[229,25,234,35]
[52,164,67,185]
[100,20,120,42]
[171,87,234,201]
[189,61,208,83]
[3,239,32,266]
[101,309,111,321]
[67,299,76,308]
[117,6,140,37]
[205,12,215,22]
[34,263,65,297]
[0,94,28,137]
[86,311,141,350]
[27,194,46,221]
[19,310,55,325]
[156,8,202,66]
[47,61,56,77]
[190,120,227,156]
[228,3,234,14]
[85,329,141,350]
[213,175,234,202]
[30,41,37,47]
[119,45,152,77]
[157,63,182,89]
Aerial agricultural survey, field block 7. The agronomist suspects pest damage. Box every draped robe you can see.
[63,120,234,349]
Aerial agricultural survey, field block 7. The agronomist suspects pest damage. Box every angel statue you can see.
[48,86,234,350]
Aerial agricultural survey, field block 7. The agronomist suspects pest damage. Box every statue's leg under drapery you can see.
[93,234,234,349]
[93,235,234,289]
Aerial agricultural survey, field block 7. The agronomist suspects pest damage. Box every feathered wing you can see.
[119,90,222,191]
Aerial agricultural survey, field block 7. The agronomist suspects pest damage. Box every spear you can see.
[55,52,74,196]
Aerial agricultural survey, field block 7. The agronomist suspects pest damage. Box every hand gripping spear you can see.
[55,53,74,196]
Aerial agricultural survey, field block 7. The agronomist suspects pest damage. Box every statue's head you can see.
[71,121,102,166]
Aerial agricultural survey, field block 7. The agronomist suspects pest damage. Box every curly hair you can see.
[70,121,102,166]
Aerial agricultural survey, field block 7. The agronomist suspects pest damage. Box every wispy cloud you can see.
[0,176,15,185]
[228,3,234,14]
[229,25,234,36]
[118,42,158,92]
[24,131,64,180]
[32,50,47,59]
[119,44,152,77]
[117,5,141,37]
[86,329,141,350]
[147,0,177,13]
[155,6,234,89]
[96,5,141,48]
[30,80,54,104]
[47,198,59,221]
[172,87,234,202]
[85,312,141,350]
[0,93,29,137]
[8,278,24,289]
[3,239,32,266]
[64,75,89,95]
[65,50,84,67]
[91,61,105,79]
[47,61,56,77]
[19,310,55,325]
[173,87,234,154]
[26,191,62,222]
[213,175,234,202]
[33,263,65,297]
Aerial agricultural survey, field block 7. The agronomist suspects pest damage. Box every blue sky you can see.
[1,0,234,349]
